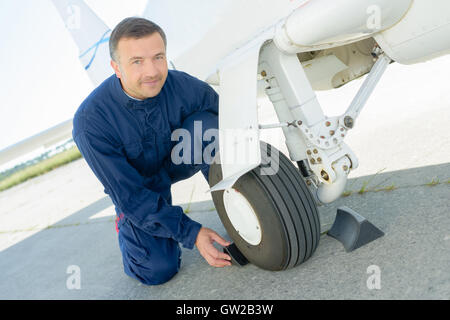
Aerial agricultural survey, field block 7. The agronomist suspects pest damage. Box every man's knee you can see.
[181,111,218,166]
[119,220,182,285]
[181,111,218,134]
[130,258,180,285]
[123,248,181,285]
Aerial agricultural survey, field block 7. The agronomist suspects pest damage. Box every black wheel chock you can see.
[223,243,249,266]
[327,206,384,252]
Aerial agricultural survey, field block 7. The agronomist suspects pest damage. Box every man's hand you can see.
[195,227,232,267]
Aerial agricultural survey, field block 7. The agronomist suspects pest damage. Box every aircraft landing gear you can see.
[209,142,320,271]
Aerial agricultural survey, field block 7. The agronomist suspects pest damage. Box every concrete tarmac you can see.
[0,55,449,300]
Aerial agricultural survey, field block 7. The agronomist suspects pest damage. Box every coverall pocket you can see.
[123,141,150,174]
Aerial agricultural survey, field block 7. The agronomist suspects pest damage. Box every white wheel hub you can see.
[222,188,262,245]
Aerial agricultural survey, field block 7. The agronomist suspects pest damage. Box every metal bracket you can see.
[339,51,392,130]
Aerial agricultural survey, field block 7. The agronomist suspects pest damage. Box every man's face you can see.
[111,32,168,99]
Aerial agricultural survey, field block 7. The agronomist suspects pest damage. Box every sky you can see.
[0,0,148,153]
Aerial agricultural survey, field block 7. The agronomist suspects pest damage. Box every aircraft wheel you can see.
[209,142,320,271]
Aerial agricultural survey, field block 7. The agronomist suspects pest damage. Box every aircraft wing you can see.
[0,120,73,167]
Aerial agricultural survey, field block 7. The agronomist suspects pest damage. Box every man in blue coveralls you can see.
[73,17,232,285]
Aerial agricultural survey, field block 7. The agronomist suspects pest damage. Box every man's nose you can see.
[143,60,159,78]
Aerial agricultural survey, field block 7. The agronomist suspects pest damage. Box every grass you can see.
[342,175,448,198]
[342,168,395,197]
[342,190,353,197]
[358,180,370,194]
[379,184,396,191]
[343,183,396,197]
[0,146,82,192]
[358,168,387,194]
[426,177,440,187]
[183,185,196,213]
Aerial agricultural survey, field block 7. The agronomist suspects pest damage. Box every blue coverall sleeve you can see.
[73,128,202,249]
[184,72,219,116]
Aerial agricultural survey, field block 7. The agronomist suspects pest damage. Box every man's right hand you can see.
[195,227,232,267]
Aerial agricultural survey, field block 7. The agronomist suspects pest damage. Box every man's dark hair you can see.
[109,17,167,62]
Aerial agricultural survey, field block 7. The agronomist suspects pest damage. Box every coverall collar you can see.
[111,75,161,109]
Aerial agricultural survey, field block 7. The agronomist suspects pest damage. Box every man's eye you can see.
[133,60,141,64]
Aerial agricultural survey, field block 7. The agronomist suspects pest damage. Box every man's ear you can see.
[110,59,122,78]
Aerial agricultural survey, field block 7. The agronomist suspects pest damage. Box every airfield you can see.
[0,55,449,299]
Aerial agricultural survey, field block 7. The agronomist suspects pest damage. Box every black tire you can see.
[209,141,320,271]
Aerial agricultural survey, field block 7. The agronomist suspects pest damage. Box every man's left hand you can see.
[195,227,232,267]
